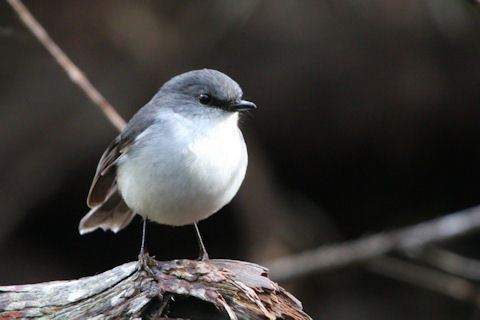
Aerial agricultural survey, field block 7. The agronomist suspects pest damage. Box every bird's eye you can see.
[198,93,212,105]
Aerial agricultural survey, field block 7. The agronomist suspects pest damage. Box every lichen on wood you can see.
[0,256,312,319]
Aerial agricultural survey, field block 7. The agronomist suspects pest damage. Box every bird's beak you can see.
[228,100,257,112]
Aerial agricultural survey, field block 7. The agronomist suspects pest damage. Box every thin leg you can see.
[138,217,154,274]
[140,217,147,256]
[194,223,209,261]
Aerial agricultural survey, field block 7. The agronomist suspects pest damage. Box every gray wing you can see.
[87,103,158,208]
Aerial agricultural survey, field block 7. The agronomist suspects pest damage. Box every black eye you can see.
[198,93,212,105]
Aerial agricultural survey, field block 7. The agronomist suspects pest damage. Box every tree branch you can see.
[267,205,480,282]
[409,246,480,281]
[6,0,126,131]
[0,257,311,320]
[367,256,480,307]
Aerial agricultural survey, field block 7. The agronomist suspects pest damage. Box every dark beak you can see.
[228,100,257,112]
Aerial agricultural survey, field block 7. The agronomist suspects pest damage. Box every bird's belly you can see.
[116,128,247,226]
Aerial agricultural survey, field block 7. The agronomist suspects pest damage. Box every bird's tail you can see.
[79,189,135,234]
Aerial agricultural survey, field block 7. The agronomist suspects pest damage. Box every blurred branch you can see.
[6,0,126,131]
[367,256,480,307]
[244,147,480,307]
[409,246,480,281]
[267,205,480,281]
[0,256,312,319]
[246,151,480,306]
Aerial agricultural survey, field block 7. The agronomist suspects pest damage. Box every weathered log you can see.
[0,255,311,319]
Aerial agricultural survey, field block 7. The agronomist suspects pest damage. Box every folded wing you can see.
[79,103,157,234]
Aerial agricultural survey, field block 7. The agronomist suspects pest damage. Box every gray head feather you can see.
[155,69,243,107]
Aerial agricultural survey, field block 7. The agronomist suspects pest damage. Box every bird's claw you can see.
[138,251,155,277]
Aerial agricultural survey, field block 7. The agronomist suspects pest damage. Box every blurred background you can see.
[1,1,480,319]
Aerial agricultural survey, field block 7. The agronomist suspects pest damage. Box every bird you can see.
[78,69,256,261]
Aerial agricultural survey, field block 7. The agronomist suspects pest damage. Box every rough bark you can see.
[0,256,311,320]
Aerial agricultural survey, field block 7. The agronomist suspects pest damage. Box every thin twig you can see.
[409,246,480,281]
[6,0,126,131]
[267,205,480,281]
[367,256,480,306]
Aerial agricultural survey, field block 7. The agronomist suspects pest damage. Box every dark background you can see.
[1,1,480,319]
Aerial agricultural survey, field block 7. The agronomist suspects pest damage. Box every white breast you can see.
[116,110,247,226]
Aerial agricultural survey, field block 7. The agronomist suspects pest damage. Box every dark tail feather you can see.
[79,190,135,234]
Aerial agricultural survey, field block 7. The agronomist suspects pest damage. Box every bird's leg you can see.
[194,223,209,261]
[138,217,154,275]
[140,217,148,256]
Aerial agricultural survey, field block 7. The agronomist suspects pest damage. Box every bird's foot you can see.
[197,245,209,261]
[138,250,155,277]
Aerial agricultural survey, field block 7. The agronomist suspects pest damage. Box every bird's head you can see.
[155,69,256,119]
